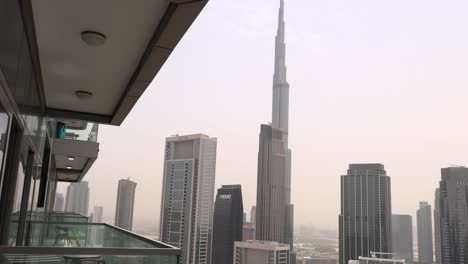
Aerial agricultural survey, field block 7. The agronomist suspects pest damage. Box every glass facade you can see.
[160,135,217,264]
[339,164,392,264]
[212,185,244,264]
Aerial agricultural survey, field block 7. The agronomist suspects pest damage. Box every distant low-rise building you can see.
[298,256,337,264]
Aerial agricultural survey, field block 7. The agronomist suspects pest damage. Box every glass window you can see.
[172,191,183,200]
[171,201,182,211]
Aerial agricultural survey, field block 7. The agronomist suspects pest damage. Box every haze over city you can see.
[58,0,468,230]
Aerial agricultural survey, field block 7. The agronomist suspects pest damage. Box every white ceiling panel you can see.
[32,0,169,115]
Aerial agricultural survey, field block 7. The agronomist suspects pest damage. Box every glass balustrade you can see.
[1,221,179,264]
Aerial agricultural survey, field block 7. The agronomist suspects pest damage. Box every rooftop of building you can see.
[349,163,384,170]
[235,240,290,251]
[165,133,216,142]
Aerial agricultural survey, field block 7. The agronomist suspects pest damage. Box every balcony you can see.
[53,120,99,182]
[1,221,179,264]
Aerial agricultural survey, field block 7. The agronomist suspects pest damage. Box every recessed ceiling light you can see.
[75,90,93,100]
[66,166,73,170]
[81,30,106,46]
[67,156,75,161]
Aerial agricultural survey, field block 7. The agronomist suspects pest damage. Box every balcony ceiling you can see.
[30,0,208,125]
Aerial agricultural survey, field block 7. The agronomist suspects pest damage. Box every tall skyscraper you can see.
[92,206,104,223]
[234,240,290,264]
[54,193,64,211]
[392,214,413,263]
[256,0,294,248]
[339,164,392,264]
[212,185,244,264]
[417,201,433,264]
[114,178,136,231]
[65,181,89,216]
[91,206,104,245]
[250,205,256,223]
[159,134,217,264]
[434,188,441,264]
[435,166,468,264]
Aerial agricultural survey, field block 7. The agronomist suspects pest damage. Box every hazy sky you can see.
[59,0,468,230]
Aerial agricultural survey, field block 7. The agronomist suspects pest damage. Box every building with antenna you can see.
[255,0,294,250]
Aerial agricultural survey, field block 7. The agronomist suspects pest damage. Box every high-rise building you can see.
[212,185,244,264]
[93,206,104,223]
[90,206,104,245]
[417,201,433,264]
[250,205,256,223]
[114,179,136,231]
[435,166,468,264]
[256,0,294,248]
[234,240,290,264]
[243,222,256,241]
[54,193,64,211]
[339,164,392,264]
[391,214,413,263]
[159,134,217,264]
[434,188,441,264]
[65,182,90,216]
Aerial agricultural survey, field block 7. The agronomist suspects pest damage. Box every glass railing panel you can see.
[0,254,178,264]
[48,212,89,223]
[28,222,88,247]
[56,121,98,142]
[24,222,160,248]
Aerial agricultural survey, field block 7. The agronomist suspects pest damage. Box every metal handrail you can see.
[0,246,180,256]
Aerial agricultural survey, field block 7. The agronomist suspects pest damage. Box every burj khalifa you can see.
[255,0,294,248]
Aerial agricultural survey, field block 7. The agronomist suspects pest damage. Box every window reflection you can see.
[0,104,9,175]
[13,161,24,213]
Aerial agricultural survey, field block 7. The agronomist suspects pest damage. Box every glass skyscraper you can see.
[256,0,294,248]
[65,181,90,216]
[434,188,442,264]
[212,185,244,264]
[392,214,413,263]
[435,166,468,264]
[159,134,217,264]
[339,164,392,264]
[417,201,433,264]
[114,179,136,231]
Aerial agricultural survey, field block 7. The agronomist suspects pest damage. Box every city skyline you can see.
[55,0,468,230]
[3,0,468,263]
